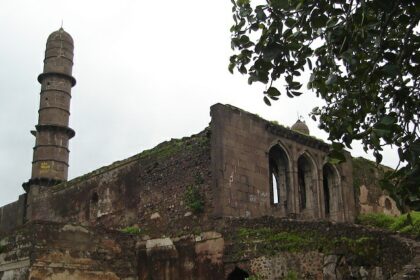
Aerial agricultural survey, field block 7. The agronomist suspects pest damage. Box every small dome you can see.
[291,119,310,135]
[47,27,73,45]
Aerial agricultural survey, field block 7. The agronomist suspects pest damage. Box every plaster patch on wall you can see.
[61,224,89,234]
[146,238,175,251]
[195,236,224,264]
[97,188,113,218]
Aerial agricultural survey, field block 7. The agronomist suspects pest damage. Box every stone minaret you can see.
[23,28,76,191]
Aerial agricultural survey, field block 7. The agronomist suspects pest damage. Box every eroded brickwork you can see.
[353,157,401,216]
[3,218,418,280]
[0,221,136,280]
[26,130,213,234]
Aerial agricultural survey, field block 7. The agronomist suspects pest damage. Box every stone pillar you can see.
[23,28,76,191]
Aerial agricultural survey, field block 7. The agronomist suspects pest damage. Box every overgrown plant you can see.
[357,211,420,237]
[230,0,420,211]
[285,271,299,280]
[184,185,204,213]
[120,226,143,235]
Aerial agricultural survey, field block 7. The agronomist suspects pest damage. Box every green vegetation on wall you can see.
[183,171,206,214]
[53,129,210,191]
[357,212,420,238]
[233,227,379,265]
[120,226,143,235]
[184,185,204,214]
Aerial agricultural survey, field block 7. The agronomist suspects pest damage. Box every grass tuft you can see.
[357,211,420,238]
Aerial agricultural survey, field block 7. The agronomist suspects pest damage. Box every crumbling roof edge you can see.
[51,128,210,192]
[211,103,330,151]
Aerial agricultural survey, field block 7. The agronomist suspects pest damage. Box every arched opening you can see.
[268,145,290,212]
[227,267,249,280]
[91,192,99,203]
[297,156,309,210]
[322,163,341,221]
[384,197,392,210]
[88,191,99,221]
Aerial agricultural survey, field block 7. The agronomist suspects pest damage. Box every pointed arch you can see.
[322,163,343,221]
[268,142,291,213]
[297,152,318,216]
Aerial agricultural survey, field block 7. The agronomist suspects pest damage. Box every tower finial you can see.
[61,20,63,29]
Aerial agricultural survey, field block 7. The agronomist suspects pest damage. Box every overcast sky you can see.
[0,0,399,206]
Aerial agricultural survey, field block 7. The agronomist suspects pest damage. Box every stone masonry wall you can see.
[222,217,419,279]
[26,129,213,234]
[0,221,137,280]
[211,104,356,222]
[0,195,26,234]
[353,157,401,216]
[1,218,418,280]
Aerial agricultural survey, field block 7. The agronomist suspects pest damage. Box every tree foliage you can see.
[229,0,420,211]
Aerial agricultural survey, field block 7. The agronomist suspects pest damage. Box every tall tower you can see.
[23,28,76,191]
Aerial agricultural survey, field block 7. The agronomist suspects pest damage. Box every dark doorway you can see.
[227,267,249,280]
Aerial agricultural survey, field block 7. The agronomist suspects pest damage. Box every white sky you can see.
[0,0,398,206]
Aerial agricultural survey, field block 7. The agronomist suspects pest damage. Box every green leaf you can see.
[263,96,272,106]
[289,82,302,90]
[374,151,383,164]
[237,0,250,6]
[285,18,296,28]
[382,64,399,77]
[263,43,282,61]
[266,87,281,97]
[307,58,312,70]
[291,91,303,96]
[327,150,346,164]
[228,63,235,74]
[332,142,344,150]
[271,0,290,9]
[372,128,391,137]
[325,74,337,86]
[311,12,328,28]
[239,35,250,44]
[286,90,294,98]
[256,6,267,21]
[380,115,397,125]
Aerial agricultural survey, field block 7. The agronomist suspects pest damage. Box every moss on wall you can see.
[223,217,413,273]
[231,226,378,265]
[52,128,210,192]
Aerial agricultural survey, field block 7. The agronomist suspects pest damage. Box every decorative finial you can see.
[296,111,304,122]
[61,20,63,28]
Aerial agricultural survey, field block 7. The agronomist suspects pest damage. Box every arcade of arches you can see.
[268,144,344,221]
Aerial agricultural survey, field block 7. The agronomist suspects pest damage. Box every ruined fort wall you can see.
[2,219,417,280]
[353,157,401,216]
[26,130,213,232]
[0,221,137,280]
[211,104,356,222]
[0,195,26,234]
